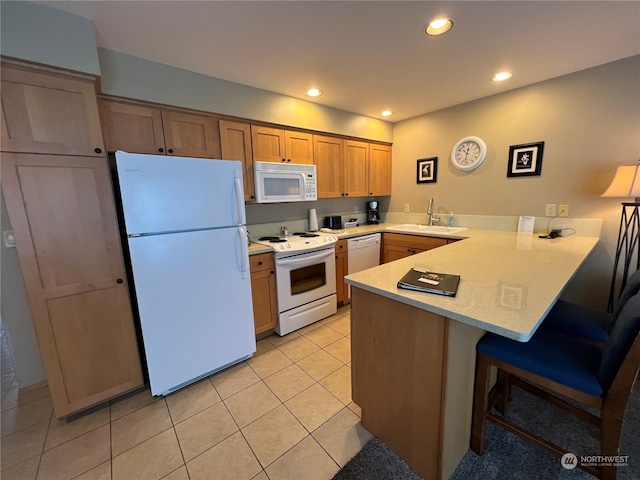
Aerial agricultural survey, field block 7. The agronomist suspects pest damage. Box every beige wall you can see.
[391,55,640,309]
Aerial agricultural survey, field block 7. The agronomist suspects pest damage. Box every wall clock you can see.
[451,136,487,171]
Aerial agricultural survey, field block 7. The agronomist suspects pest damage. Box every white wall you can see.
[97,48,393,142]
[0,1,100,75]
[391,55,640,309]
[0,188,46,387]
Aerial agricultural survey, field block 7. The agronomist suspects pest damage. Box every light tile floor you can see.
[1,306,373,480]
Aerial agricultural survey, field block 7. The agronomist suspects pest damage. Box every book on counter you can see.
[397,267,461,297]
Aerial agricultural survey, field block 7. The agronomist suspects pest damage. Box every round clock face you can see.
[451,136,487,171]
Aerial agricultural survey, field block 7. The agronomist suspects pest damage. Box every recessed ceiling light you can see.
[493,71,513,82]
[306,88,323,97]
[381,110,393,117]
[425,17,453,36]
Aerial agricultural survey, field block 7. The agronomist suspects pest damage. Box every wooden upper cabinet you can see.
[314,135,344,198]
[251,126,285,162]
[2,153,143,418]
[220,120,255,202]
[369,144,392,196]
[161,110,221,159]
[343,140,369,197]
[1,62,104,156]
[251,125,313,164]
[284,130,314,164]
[99,98,221,159]
[99,99,165,154]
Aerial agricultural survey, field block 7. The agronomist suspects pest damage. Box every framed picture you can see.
[507,141,544,177]
[417,157,437,183]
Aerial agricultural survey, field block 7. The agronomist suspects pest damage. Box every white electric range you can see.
[254,232,338,335]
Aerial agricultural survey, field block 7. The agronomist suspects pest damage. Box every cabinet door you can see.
[98,99,166,154]
[1,64,104,156]
[383,244,415,263]
[314,135,343,198]
[161,110,221,159]
[369,144,392,196]
[2,153,143,418]
[285,130,314,164]
[220,120,255,201]
[343,140,369,197]
[250,254,278,335]
[251,126,286,163]
[335,239,349,304]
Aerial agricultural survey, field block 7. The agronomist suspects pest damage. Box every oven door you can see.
[275,248,336,312]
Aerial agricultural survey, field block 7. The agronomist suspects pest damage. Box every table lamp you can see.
[601,161,640,312]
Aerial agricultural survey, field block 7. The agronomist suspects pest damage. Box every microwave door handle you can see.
[234,172,246,225]
[276,248,334,266]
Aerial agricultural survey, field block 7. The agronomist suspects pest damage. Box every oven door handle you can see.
[276,248,334,267]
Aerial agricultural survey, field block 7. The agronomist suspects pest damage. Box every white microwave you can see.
[253,161,317,203]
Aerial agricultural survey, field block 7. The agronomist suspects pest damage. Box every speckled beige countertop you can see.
[344,229,599,341]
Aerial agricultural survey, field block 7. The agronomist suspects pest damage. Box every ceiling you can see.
[35,1,640,123]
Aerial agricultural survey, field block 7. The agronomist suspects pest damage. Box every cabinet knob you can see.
[159,148,164,153]
[407,248,411,253]
[168,148,174,154]
[270,270,274,274]
[258,261,263,266]
[282,158,286,162]
[116,278,124,284]
[345,193,349,196]
[287,159,291,162]
[370,192,373,195]
[95,148,102,154]
[250,195,255,199]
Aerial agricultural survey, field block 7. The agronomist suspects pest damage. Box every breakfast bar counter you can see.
[344,229,598,479]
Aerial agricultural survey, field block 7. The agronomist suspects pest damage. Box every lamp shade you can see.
[601,164,640,198]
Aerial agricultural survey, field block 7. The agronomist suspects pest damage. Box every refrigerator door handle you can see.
[238,226,249,279]
[234,172,246,226]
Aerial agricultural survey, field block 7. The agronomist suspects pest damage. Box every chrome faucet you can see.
[427,197,440,226]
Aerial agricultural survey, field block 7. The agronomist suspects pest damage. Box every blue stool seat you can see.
[476,328,604,396]
[472,292,640,480]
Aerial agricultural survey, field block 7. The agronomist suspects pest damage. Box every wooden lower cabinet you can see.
[335,240,349,304]
[382,233,449,263]
[1,153,143,418]
[250,253,278,335]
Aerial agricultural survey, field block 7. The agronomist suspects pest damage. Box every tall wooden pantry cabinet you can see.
[1,60,143,418]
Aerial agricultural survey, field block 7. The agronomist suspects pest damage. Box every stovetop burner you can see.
[293,232,320,238]
[258,236,287,243]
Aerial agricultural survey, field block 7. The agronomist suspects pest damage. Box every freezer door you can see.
[115,152,246,234]
[128,227,255,395]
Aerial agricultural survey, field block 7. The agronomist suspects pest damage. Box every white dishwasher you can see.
[347,233,381,298]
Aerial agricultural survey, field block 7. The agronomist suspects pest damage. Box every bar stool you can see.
[471,292,640,479]
[541,269,640,343]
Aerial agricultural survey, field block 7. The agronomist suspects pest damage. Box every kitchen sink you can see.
[385,224,468,235]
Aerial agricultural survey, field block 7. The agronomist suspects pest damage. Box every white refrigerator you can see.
[115,151,256,396]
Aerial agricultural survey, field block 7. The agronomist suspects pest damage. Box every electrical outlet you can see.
[545,204,557,217]
[3,231,15,248]
[354,205,359,213]
[559,204,569,217]
[404,204,410,213]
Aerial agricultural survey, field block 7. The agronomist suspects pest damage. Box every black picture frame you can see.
[507,142,544,177]
[417,157,438,183]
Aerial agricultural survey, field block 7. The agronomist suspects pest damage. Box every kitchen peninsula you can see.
[344,229,599,479]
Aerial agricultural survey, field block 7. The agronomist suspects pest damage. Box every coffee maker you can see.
[367,201,380,224]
